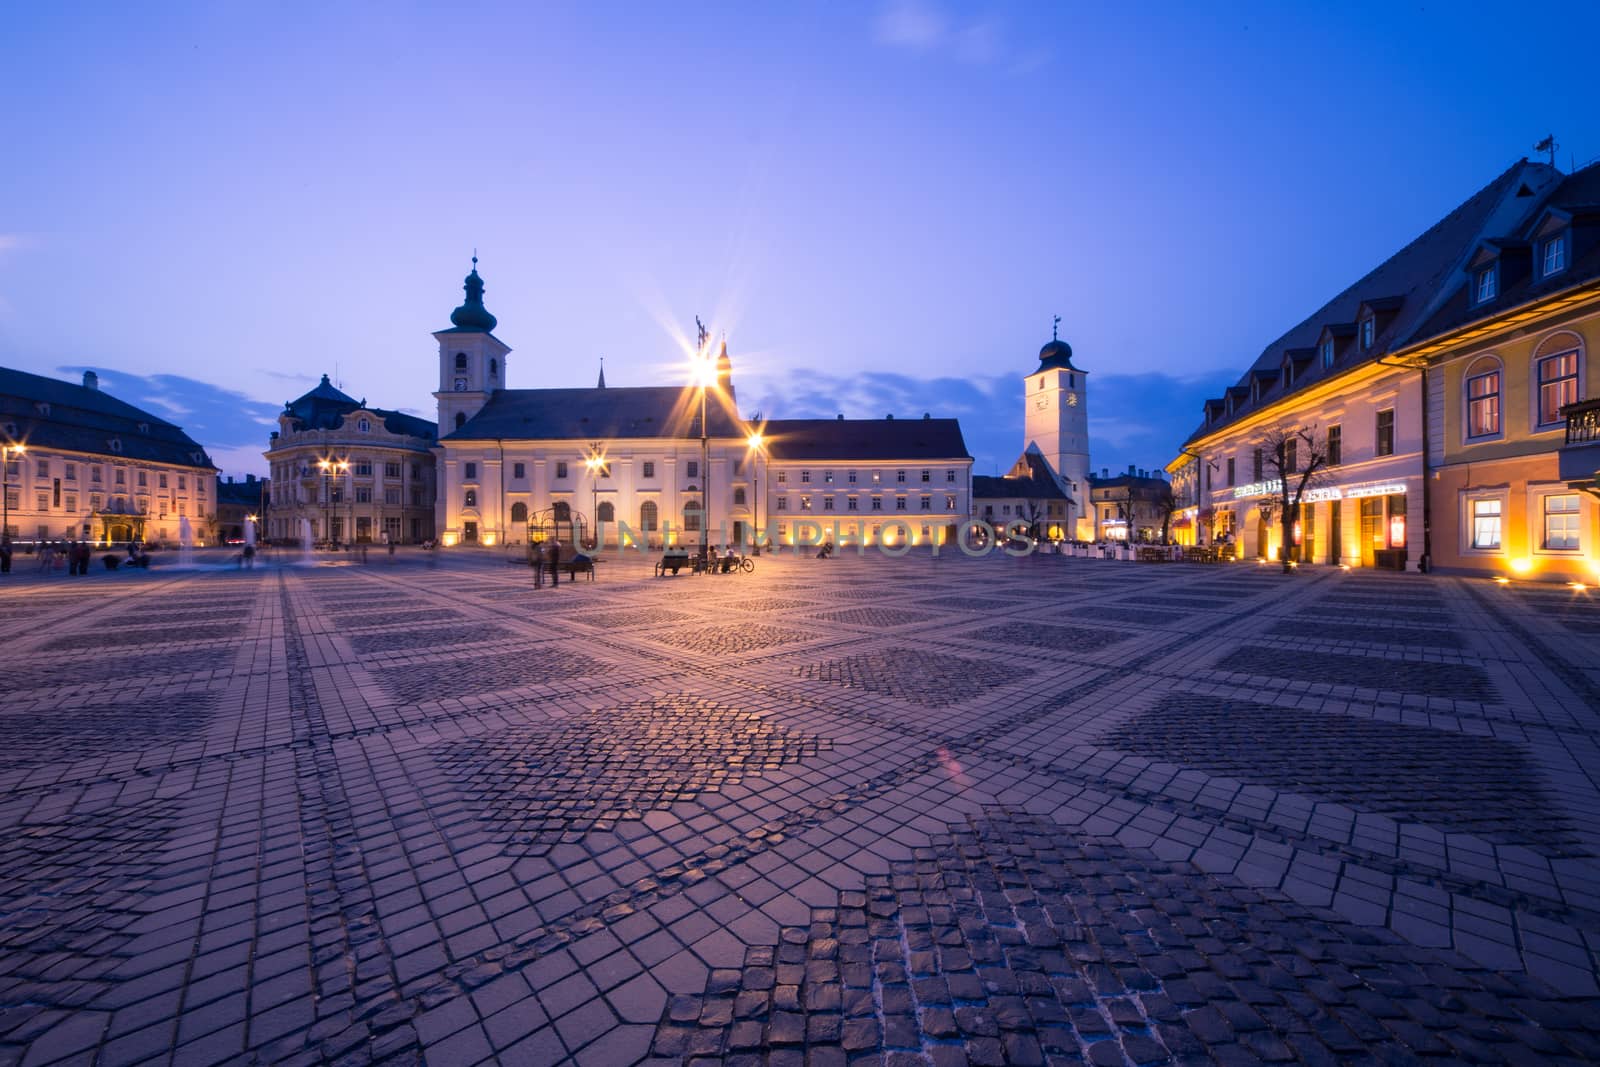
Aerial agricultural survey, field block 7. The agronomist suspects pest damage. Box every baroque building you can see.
[1,367,216,546]
[264,376,438,545]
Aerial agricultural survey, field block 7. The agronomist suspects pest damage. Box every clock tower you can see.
[1022,323,1090,506]
[434,258,510,436]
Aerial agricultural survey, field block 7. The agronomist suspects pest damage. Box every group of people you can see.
[0,537,99,575]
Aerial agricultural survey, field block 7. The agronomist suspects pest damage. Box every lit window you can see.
[1466,368,1501,438]
[1542,494,1580,551]
[1471,498,1502,550]
[800,496,812,511]
[1475,267,1497,304]
[945,495,956,510]
[824,471,833,483]
[1537,350,1579,427]
[1543,234,1567,276]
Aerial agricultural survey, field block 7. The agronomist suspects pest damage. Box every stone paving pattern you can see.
[0,548,1598,1066]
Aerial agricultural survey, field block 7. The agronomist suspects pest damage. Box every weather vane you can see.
[1052,314,1061,341]
[1534,134,1558,166]
[695,315,708,351]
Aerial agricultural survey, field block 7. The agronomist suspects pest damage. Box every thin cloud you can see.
[873,1,1050,73]
[874,0,946,49]
[58,366,282,453]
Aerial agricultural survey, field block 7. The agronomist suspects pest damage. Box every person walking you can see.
[547,538,561,586]
[531,539,545,589]
[0,537,12,574]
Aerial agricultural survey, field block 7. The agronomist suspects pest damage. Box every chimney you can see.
[886,414,894,421]
[923,412,930,420]
[837,413,844,420]
[83,370,99,391]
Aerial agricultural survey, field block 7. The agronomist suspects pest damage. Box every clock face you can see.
[1066,392,1079,407]
[454,378,467,392]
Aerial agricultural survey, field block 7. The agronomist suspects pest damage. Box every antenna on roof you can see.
[1052,314,1061,341]
[1534,134,1559,167]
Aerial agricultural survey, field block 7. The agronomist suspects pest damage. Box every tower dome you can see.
[1036,338,1078,372]
[449,257,498,332]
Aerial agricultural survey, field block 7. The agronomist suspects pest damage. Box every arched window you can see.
[510,502,527,523]
[639,500,658,531]
[1533,331,1584,429]
[1464,356,1502,439]
[553,501,571,521]
[734,487,747,506]
[597,501,614,523]
[683,499,702,531]
[454,412,466,430]
[489,358,499,379]
[455,352,467,370]
[463,489,477,508]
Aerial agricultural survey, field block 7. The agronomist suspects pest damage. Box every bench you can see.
[655,550,691,577]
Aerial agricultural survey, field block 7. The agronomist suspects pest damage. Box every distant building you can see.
[1,367,216,546]
[216,474,268,543]
[264,376,438,545]
[972,449,1070,541]
[430,261,974,551]
[759,417,972,548]
[1088,466,1173,542]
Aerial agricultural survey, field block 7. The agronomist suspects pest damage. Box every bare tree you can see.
[1156,482,1178,543]
[1261,425,1330,574]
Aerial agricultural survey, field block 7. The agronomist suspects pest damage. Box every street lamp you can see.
[746,432,764,555]
[316,457,348,547]
[693,350,718,561]
[584,452,605,549]
[0,442,24,543]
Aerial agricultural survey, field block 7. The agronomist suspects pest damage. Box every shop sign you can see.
[1347,482,1407,499]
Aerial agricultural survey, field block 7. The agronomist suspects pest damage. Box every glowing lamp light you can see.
[746,432,764,450]
[1509,557,1533,576]
[441,532,458,547]
[483,533,496,547]
[1570,582,1588,593]
[1493,576,1511,585]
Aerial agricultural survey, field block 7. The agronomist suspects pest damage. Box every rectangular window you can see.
[1543,234,1567,276]
[90,492,103,510]
[556,461,568,478]
[1466,370,1501,438]
[512,462,525,479]
[946,495,956,510]
[871,496,883,511]
[177,501,187,517]
[776,470,786,483]
[800,496,812,511]
[896,470,906,483]
[386,462,402,478]
[35,459,49,477]
[823,497,835,511]
[847,496,858,511]
[91,465,102,483]
[1543,494,1581,551]
[1471,498,1502,550]
[3,488,17,512]
[411,463,422,479]
[464,462,477,480]
[65,494,76,512]
[36,492,49,511]
[919,495,931,510]
[385,488,401,506]
[355,487,372,503]
[824,471,833,483]
[1475,267,1497,304]
[920,470,930,482]
[65,463,76,481]
[1226,457,1235,486]
[776,496,787,511]
[1537,351,1579,427]
[1284,438,1297,474]
[848,471,857,483]
[197,479,205,496]
[872,471,881,483]
[136,470,147,486]
[1327,425,1342,466]
[1252,449,1263,482]
[686,461,698,479]
[800,470,810,483]
[158,472,166,488]
[1321,339,1335,368]
[178,476,186,490]
[946,470,955,483]
[895,497,907,511]
[354,461,373,477]
[1361,318,1374,350]
[642,461,655,479]
[1376,409,1395,456]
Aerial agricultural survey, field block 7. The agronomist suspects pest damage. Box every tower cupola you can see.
[449,257,498,333]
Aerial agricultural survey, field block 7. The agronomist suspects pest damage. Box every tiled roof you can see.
[1411,160,1600,342]
[973,451,1069,501]
[1,366,215,469]
[283,375,436,440]
[443,386,745,441]
[762,418,971,462]
[1184,158,1556,445]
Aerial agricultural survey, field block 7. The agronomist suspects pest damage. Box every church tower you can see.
[1022,321,1090,502]
[434,258,511,436]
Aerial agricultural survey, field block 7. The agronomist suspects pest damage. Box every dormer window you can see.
[1282,359,1295,388]
[109,438,123,453]
[358,418,370,432]
[35,402,50,417]
[1542,232,1567,277]
[1321,339,1335,368]
[1250,380,1261,403]
[1474,265,1497,304]
[1360,317,1375,351]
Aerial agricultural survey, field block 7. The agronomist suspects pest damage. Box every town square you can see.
[4,2,1600,1064]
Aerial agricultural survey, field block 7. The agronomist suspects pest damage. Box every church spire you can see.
[597,358,606,389]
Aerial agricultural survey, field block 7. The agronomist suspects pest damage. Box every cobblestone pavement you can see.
[1,547,1599,1066]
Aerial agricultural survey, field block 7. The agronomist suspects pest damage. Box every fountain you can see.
[178,516,195,567]
[300,518,314,565]
[244,517,257,550]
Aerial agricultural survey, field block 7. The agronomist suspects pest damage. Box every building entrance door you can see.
[463,521,479,543]
[1256,512,1269,559]
[1359,498,1383,567]
[1330,504,1342,565]
[731,520,744,547]
[1301,503,1315,564]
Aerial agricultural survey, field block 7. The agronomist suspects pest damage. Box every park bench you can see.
[655,549,691,576]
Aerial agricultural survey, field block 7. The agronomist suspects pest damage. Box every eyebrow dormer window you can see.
[1321,339,1335,368]
[1542,233,1567,277]
[1475,266,1497,304]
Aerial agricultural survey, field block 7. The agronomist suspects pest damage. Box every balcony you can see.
[1558,397,1600,486]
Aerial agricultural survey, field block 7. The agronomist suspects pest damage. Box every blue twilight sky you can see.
[2,2,1598,480]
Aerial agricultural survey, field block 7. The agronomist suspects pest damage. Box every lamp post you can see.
[0,443,24,543]
[584,453,604,549]
[317,457,349,547]
[746,432,764,555]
